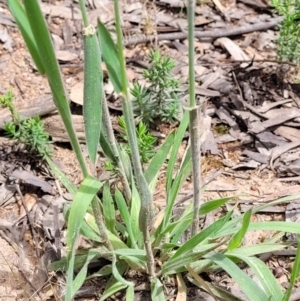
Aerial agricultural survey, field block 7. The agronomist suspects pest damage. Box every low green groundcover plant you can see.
[4,0,300,300]
[272,0,300,63]
[0,89,52,157]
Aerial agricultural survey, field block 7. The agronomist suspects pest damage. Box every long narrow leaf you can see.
[144,131,175,184]
[23,0,88,175]
[65,176,102,301]
[115,188,138,248]
[226,243,289,258]
[250,222,300,233]
[130,183,143,247]
[72,249,100,299]
[163,148,192,230]
[7,0,45,74]
[97,20,122,93]
[205,252,268,301]
[45,155,77,195]
[231,255,283,301]
[100,282,127,301]
[83,28,102,165]
[170,211,232,260]
[126,285,134,301]
[163,245,219,274]
[283,235,300,301]
[228,208,252,250]
[199,197,232,215]
[103,182,117,234]
[151,278,166,301]
[166,111,189,192]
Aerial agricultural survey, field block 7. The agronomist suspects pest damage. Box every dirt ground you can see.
[1,0,300,300]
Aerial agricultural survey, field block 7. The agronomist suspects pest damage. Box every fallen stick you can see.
[0,94,56,129]
[124,16,283,46]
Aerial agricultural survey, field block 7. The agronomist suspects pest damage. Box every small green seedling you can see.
[0,89,52,157]
[131,50,181,125]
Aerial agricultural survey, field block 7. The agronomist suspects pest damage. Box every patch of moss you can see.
[214,124,230,135]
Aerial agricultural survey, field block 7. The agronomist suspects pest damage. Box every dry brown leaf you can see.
[55,50,78,62]
[215,37,250,61]
[175,273,187,301]
[70,81,84,105]
[18,193,38,220]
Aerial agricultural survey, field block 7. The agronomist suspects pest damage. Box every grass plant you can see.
[5,0,300,300]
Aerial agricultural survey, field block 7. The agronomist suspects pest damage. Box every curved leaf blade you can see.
[205,252,268,301]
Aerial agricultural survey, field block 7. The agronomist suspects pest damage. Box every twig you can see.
[124,17,283,46]
[15,184,40,257]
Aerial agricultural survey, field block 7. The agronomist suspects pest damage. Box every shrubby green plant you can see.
[6,0,300,300]
[0,89,52,157]
[131,50,181,125]
[272,0,300,62]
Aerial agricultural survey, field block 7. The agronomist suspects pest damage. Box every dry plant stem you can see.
[114,0,155,278]
[188,0,201,236]
[102,96,131,202]
[124,17,283,46]
[15,184,40,257]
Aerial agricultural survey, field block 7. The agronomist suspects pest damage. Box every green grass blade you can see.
[100,282,127,301]
[80,218,102,242]
[23,0,88,176]
[169,198,233,244]
[83,29,102,165]
[151,278,167,301]
[50,249,101,271]
[170,211,233,260]
[112,254,133,287]
[45,155,77,195]
[226,243,289,258]
[126,285,134,301]
[170,218,193,245]
[205,252,268,301]
[130,184,143,247]
[166,111,189,192]
[228,208,252,250]
[199,197,232,215]
[115,188,138,248]
[250,222,300,233]
[231,255,283,301]
[97,20,122,93]
[84,213,128,249]
[283,235,300,301]
[100,129,116,162]
[144,131,175,184]
[163,148,192,230]
[103,182,117,234]
[65,176,102,301]
[72,249,99,298]
[7,0,45,74]
[163,245,219,274]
